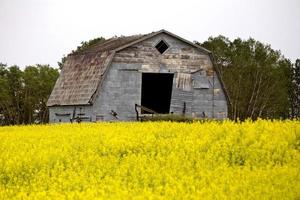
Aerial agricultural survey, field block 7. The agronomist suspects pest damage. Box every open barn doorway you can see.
[141,73,174,114]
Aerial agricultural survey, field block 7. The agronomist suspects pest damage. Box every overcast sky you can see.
[0,0,299,68]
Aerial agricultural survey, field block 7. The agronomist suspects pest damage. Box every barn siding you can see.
[92,63,142,121]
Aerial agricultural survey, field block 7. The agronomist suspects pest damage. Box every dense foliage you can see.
[290,59,300,118]
[0,120,299,199]
[0,64,59,125]
[199,36,296,120]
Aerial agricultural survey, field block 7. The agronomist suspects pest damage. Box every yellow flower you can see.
[0,120,299,199]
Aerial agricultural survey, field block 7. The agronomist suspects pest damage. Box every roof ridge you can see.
[70,33,148,55]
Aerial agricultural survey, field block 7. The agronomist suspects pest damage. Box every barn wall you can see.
[92,63,141,121]
[93,33,227,120]
[49,105,93,123]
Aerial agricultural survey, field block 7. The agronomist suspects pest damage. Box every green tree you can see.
[200,36,292,120]
[290,59,300,118]
[0,64,59,125]
[23,65,59,124]
[7,65,24,124]
[0,63,11,125]
[36,65,59,123]
[23,66,38,124]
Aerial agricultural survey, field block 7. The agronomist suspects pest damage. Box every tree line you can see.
[0,64,59,125]
[0,36,299,125]
[199,36,299,120]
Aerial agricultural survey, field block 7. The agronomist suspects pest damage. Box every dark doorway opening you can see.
[141,73,174,114]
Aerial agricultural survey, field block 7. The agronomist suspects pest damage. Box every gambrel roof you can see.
[47,30,230,107]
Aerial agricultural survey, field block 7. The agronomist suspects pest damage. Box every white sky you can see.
[0,0,299,68]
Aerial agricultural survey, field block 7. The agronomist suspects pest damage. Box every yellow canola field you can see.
[0,120,299,199]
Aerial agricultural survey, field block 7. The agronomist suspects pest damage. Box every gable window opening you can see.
[155,40,169,54]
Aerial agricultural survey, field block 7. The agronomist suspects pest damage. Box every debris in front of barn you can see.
[139,113,221,122]
[110,110,118,119]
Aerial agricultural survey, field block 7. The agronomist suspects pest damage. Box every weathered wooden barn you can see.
[47,30,230,122]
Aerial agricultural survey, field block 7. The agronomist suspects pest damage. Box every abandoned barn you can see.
[47,30,230,122]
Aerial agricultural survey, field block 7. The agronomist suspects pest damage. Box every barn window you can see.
[155,40,169,54]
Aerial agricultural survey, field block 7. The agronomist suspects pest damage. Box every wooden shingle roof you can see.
[47,34,147,106]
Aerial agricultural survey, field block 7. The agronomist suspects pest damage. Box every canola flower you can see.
[0,120,299,199]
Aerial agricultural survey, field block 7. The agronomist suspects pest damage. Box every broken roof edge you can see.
[208,53,232,109]
[114,29,212,55]
[62,29,211,58]
[47,52,115,107]
[70,34,148,56]
[47,102,92,107]
[88,52,116,105]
